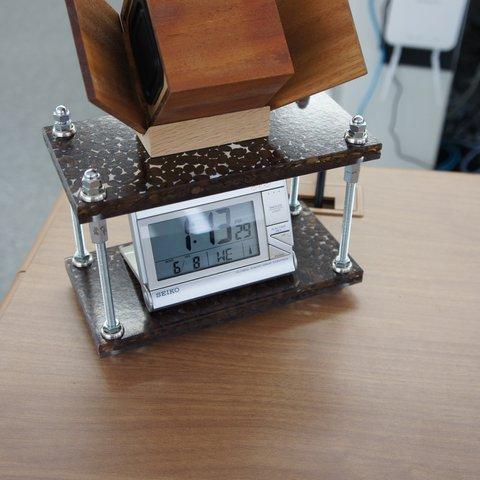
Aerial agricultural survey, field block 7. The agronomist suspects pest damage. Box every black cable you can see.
[382,0,432,169]
[314,171,326,208]
[389,75,431,169]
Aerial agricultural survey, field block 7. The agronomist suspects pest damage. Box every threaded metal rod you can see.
[333,160,361,274]
[337,182,357,265]
[333,113,366,274]
[89,215,124,340]
[95,242,118,333]
[289,176,302,216]
[70,206,92,268]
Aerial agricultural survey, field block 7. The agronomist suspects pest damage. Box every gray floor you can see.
[0,0,122,300]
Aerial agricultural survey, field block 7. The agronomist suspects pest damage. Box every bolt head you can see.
[72,252,93,269]
[101,322,124,341]
[352,114,364,124]
[349,115,367,134]
[52,105,76,139]
[289,202,302,216]
[82,169,103,195]
[332,256,352,274]
[53,105,71,124]
[345,114,368,145]
[80,168,106,202]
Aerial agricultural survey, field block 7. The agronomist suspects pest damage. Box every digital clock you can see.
[120,180,296,311]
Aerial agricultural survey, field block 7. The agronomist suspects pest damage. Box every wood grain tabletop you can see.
[1,167,479,480]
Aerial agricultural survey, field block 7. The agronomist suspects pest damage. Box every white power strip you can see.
[385,0,468,51]
[380,0,468,102]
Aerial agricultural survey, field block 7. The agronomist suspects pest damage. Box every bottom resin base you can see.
[65,205,363,357]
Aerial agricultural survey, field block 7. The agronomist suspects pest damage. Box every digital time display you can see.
[148,201,260,281]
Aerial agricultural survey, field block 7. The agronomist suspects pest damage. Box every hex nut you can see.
[349,115,367,133]
[345,115,368,145]
[80,169,106,203]
[52,105,76,139]
[53,105,70,124]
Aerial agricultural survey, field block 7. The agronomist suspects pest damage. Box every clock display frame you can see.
[136,192,270,291]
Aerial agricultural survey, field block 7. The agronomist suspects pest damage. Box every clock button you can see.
[269,245,289,259]
[271,231,294,246]
[267,221,290,236]
[262,188,290,225]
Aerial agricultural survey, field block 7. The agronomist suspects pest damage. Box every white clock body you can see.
[121,180,296,311]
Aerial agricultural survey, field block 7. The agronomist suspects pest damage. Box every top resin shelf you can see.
[43,94,381,224]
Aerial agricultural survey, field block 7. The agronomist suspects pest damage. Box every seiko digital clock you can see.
[120,180,296,311]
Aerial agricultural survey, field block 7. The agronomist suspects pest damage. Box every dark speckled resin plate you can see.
[66,205,363,357]
[44,94,381,224]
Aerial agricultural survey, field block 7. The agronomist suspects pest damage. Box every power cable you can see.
[389,75,431,169]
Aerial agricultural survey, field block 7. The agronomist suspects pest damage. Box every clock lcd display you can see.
[148,201,260,281]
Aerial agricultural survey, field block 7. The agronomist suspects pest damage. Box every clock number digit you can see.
[184,217,191,251]
[235,224,242,241]
[193,256,200,270]
[215,208,232,245]
[209,212,215,245]
[235,223,252,240]
[173,261,181,275]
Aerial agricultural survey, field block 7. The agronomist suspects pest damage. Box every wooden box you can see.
[65,0,366,156]
[120,0,294,126]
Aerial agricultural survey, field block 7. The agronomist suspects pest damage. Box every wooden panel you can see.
[122,0,294,126]
[2,169,480,479]
[119,0,168,121]
[270,0,367,109]
[150,76,292,126]
[65,0,147,133]
[138,107,270,157]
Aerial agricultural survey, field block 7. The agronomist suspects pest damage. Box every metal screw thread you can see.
[95,243,121,335]
[337,182,357,265]
[290,177,300,207]
[289,176,302,216]
[70,207,92,267]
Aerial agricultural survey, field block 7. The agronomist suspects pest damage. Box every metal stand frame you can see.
[61,102,369,343]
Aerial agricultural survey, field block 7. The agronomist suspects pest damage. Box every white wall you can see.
[330,0,454,169]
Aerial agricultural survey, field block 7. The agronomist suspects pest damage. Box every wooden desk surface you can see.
[1,167,479,480]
